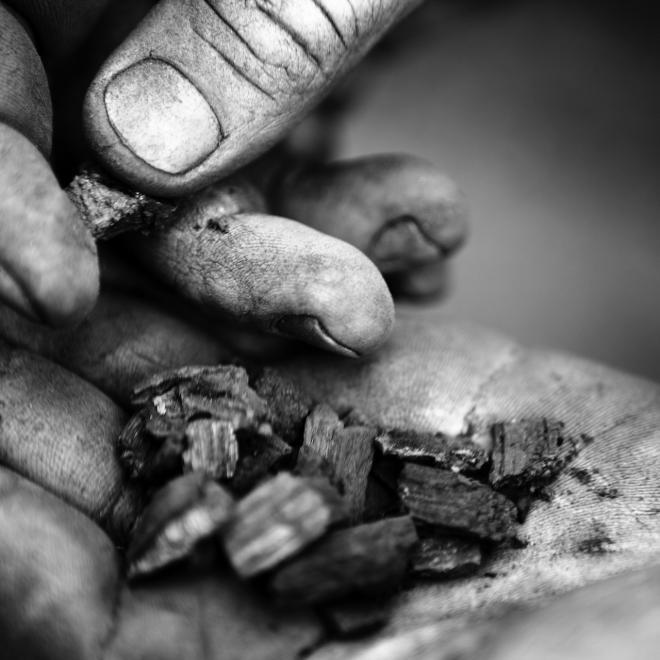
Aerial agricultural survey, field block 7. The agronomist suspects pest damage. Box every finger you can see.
[0,339,140,538]
[84,0,423,196]
[273,155,467,275]
[0,4,99,325]
[0,288,233,405]
[124,180,395,357]
[0,465,119,660]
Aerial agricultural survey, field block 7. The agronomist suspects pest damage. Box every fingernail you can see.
[368,216,440,272]
[104,60,220,174]
[0,265,44,323]
[273,315,360,358]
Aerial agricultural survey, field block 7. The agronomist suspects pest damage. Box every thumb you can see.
[84,0,422,196]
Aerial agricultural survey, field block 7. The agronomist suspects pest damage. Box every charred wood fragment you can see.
[375,429,489,476]
[489,418,590,495]
[398,463,518,542]
[300,405,375,522]
[410,536,483,579]
[127,472,234,579]
[270,516,418,604]
[222,473,345,577]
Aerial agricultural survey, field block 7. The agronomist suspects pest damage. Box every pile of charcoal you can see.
[117,365,591,636]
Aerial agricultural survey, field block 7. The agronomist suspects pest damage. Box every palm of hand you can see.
[1,301,659,659]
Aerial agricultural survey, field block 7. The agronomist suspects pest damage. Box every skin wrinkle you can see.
[254,0,324,71]
[194,0,318,91]
[311,0,348,49]
[192,26,277,101]
[191,0,285,99]
[346,0,359,36]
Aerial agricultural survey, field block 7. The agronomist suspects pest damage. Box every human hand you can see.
[1,281,659,658]
[0,0,426,336]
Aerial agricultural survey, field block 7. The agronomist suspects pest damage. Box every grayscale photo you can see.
[0,0,659,658]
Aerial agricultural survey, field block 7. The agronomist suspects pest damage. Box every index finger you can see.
[84,0,423,196]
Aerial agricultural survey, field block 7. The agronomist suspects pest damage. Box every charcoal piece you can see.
[146,435,186,484]
[130,366,218,405]
[117,410,150,479]
[398,464,518,542]
[370,454,402,491]
[270,516,418,604]
[375,430,489,475]
[117,406,186,484]
[251,368,312,445]
[304,404,341,446]
[67,166,175,240]
[143,397,186,441]
[230,430,293,494]
[322,598,391,637]
[410,536,483,579]
[151,388,185,420]
[127,472,234,579]
[183,419,239,479]
[222,473,344,577]
[177,385,265,429]
[489,418,589,493]
[293,445,335,481]
[302,405,376,522]
[131,366,267,424]
[121,365,272,486]
[362,474,404,521]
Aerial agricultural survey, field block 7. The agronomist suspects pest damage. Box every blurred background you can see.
[337,0,660,380]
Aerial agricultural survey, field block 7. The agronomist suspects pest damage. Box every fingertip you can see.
[276,154,468,276]
[21,193,100,327]
[0,124,100,327]
[315,253,396,356]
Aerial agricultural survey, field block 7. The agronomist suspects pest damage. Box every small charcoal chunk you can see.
[118,366,271,484]
[251,368,312,445]
[323,598,391,637]
[183,419,239,479]
[299,405,375,522]
[270,516,418,604]
[489,418,589,493]
[375,430,489,475]
[411,536,483,579]
[230,429,293,494]
[67,166,175,240]
[362,455,404,521]
[127,472,234,579]
[222,473,345,577]
[398,464,518,542]
[363,475,404,521]
[132,365,254,406]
